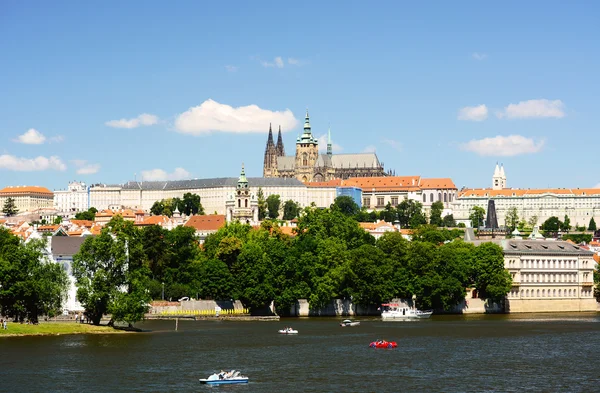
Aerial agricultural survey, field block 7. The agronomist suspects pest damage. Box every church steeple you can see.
[297,109,318,145]
[263,123,279,177]
[267,123,274,147]
[237,163,248,188]
[327,125,332,157]
[276,125,285,156]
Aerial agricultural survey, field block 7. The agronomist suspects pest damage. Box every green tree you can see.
[469,206,485,228]
[331,196,360,216]
[561,215,571,232]
[282,200,300,220]
[429,201,444,227]
[2,197,18,217]
[396,200,426,228]
[541,216,562,232]
[505,207,519,232]
[589,218,597,231]
[472,242,512,302]
[527,215,538,229]
[150,201,165,216]
[73,217,150,325]
[266,194,281,219]
[53,216,63,225]
[0,232,69,322]
[257,187,268,220]
[380,202,397,223]
[182,192,204,215]
[442,214,456,228]
[196,259,234,300]
[75,208,97,221]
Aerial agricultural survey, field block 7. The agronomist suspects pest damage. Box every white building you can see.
[53,181,89,214]
[501,239,597,313]
[455,166,600,228]
[0,186,54,214]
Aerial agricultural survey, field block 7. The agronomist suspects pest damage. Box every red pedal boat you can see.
[369,340,397,349]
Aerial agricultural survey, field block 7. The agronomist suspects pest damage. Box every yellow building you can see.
[0,186,53,214]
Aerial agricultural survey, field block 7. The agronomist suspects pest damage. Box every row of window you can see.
[507,288,594,298]
[520,273,580,283]
[508,259,580,269]
[421,192,455,204]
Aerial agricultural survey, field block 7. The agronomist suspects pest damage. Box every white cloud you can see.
[460,135,545,156]
[472,52,488,61]
[225,65,238,72]
[105,113,159,129]
[288,58,300,65]
[49,135,64,143]
[140,167,190,181]
[382,138,402,151]
[0,154,66,171]
[261,56,284,68]
[316,134,343,153]
[71,159,100,175]
[14,128,46,144]
[458,105,488,121]
[363,145,377,153]
[174,99,298,135]
[497,99,565,119]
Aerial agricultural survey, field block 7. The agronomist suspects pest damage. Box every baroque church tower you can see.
[492,163,507,190]
[294,110,319,182]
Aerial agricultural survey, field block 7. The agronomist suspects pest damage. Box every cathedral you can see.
[263,111,387,182]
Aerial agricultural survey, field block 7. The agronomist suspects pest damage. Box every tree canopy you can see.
[266,194,281,219]
[2,197,18,217]
[469,206,485,228]
[0,229,69,322]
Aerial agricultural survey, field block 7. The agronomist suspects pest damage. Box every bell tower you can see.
[294,110,319,182]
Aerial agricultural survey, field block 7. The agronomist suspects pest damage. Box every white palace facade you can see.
[455,165,600,228]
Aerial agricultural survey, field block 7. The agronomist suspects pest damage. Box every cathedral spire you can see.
[267,123,274,146]
[276,125,285,156]
[304,109,311,133]
[327,125,332,157]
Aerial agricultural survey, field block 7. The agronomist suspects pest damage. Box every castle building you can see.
[263,110,386,182]
[225,164,259,224]
[455,165,600,228]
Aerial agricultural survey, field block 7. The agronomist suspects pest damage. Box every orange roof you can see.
[70,220,94,227]
[419,178,456,189]
[184,215,226,231]
[37,225,60,232]
[343,176,421,191]
[135,216,169,226]
[359,221,396,231]
[305,179,343,187]
[67,231,84,236]
[0,186,53,195]
[278,226,296,236]
[459,188,600,198]
[594,254,599,263]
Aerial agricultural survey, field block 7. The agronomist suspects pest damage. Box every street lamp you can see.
[162,282,165,301]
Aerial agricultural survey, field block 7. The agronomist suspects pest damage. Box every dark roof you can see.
[503,240,594,256]
[119,177,305,191]
[50,236,89,256]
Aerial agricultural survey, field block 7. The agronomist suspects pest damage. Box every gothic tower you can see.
[263,123,279,177]
[295,110,319,182]
[276,125,285,157]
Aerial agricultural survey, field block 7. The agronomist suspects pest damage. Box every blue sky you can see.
[1,1,599,191]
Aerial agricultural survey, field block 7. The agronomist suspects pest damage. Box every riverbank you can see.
[0,322,130,337]
[144,314,280,321]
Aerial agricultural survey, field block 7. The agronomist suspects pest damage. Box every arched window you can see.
[449,194,453,202]
[302,153,308,166]
[422,194,426,203]
[430,193,433,202]
[558,289,561,297]
[537,289,540,297]
[553,289,556,297]
[526,289,529,297]
[438,193,442,201]
[245,199,248,208]
[238,199,241,207]
[444,193,447,202]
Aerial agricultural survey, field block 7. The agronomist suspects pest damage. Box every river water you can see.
[1,313,599,392]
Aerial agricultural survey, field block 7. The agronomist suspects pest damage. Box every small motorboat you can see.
[339,319,360,327]
[278,327,298,334]
[369,340,397,349]
[199,370,249,385]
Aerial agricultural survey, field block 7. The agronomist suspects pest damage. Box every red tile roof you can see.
[184,215,226,231]
[0,186,53,195]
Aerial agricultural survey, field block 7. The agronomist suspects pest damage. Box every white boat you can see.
[339,319,360,327]
[381,303,433,320]
[278,327,298,334]
[199,370,249,385]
